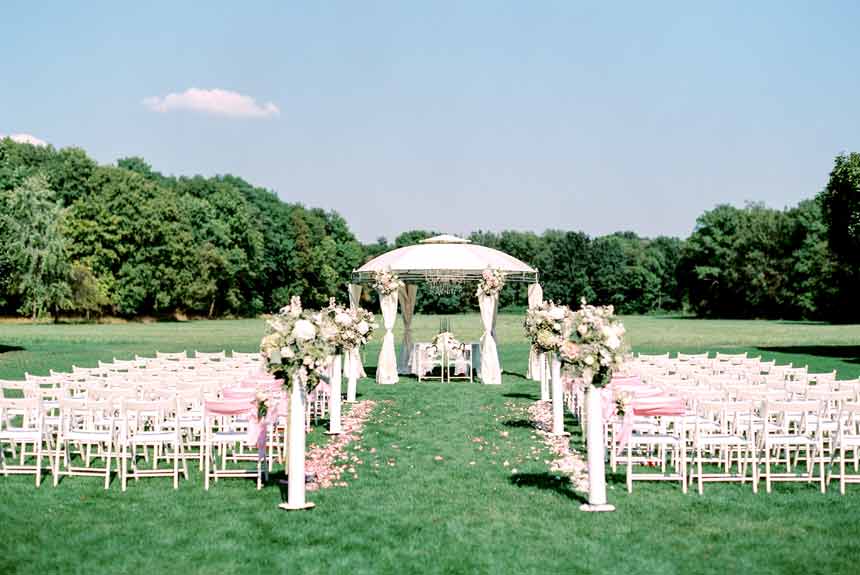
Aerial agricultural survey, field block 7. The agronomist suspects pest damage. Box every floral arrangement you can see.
[614,390,632,416]
[320,298,377,352]
[523,301,573,353]
[476,268,505,298]
[431,331,462,353]
[372,269,404,296]
[255,390,272,420]
[558,298,627,387]
[259,296,336,390]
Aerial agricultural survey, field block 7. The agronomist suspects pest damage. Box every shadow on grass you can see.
[510,472,587,503]
[501,370,529,381]
[502,419,533,429]
[758,345,860,365]
[0,345,24,354]
[502,392,537,400]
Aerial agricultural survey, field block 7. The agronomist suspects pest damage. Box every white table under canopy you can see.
[348,234,542,385]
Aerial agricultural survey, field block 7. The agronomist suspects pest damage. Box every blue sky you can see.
[3,1,859,242]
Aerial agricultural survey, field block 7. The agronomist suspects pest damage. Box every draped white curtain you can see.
[347,283,367,378]
[478,291,502,385]
[526,282,544,381]
[376,289,399,385]
[397,284,418,375]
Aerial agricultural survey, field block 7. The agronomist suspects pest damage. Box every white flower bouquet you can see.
[476,268,506,298]
[431,331,462,353]
[260,296,336,390]
[523,301,573,353]
[372,268,404,296]
[558,298,627,387]
[319,298,377,352]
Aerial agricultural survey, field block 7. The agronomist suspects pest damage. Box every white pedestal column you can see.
[539,352,549,401]
[327,355,343,435]
[345,350,358,403]
[581,384,614,512]
[550,354,566,436]
[279,378,314,511]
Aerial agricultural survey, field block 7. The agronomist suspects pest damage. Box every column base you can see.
[579,503,615,512]
[278,501,316,511]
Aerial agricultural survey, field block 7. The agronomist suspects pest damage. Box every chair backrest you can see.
[195,350,226,361]
[0,379,32,398]
[59,398,115,433]
[156,351,188,360]
[0,397,41,430]
[121,397,176,437]
[763,400,823,434]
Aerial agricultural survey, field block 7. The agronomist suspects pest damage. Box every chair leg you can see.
[104,440,112,490]
[697,448,704,495]
[765,443,772,494]
[35,440,43,488]
[841,447,847,495]
[750,446,758,494]
[626,444,633,493]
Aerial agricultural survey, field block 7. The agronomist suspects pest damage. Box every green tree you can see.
[1,173,71,320]
[819,152,860,320]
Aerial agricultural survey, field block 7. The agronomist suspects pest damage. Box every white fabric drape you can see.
[376,289,399,385]
[347,283,367,378]
[478,291,502,385]
[397,284,418,374]
[526,283,544,380]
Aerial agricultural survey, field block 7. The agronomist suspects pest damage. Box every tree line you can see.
[1,137,858,322]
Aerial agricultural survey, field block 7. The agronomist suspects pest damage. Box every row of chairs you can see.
[566,351,860,496]
[0,351,332,490]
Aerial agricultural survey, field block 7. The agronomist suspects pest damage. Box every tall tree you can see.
[1,173,71,320]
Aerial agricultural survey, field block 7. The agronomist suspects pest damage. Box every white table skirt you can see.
[409,342,480,377]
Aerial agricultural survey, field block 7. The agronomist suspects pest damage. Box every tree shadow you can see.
[0,345,24,354]
[509,472,587,504]
[757,345,860,365]
[502,418,533,429]
[502,392,537,400]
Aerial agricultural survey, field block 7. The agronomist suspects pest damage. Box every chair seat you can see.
[630,434,681,446]
[65,430,112,442]
[212,431,249,442]
[130,431,177,443]
[697,434,747,446]
[767,434,816,446]
[0,429,41,442]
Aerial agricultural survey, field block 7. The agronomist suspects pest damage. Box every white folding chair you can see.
[53,398,117,489]
[689,401,757,494]
[761,400,826,493]
[120,398,188,490]
[829,402,860,495]
[625,397,688,494]
[202,399,266,490]
[0,398,47,486]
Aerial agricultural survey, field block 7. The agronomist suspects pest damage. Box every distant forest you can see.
[1,138,858,322]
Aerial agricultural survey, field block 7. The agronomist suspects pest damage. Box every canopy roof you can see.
[352,234,538,284]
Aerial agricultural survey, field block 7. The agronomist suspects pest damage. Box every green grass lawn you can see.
[2,315,860,574]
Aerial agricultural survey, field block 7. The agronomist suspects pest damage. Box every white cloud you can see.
[142,88,280,119]
[1,133,48,146]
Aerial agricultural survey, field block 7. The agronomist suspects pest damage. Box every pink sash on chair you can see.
[204,398,271,458]
[615,396,686,450]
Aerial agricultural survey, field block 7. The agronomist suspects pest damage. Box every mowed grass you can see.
[1,314,860,574]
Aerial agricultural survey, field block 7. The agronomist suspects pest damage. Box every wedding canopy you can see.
[349,235,539,386]
[351,234,538,284]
